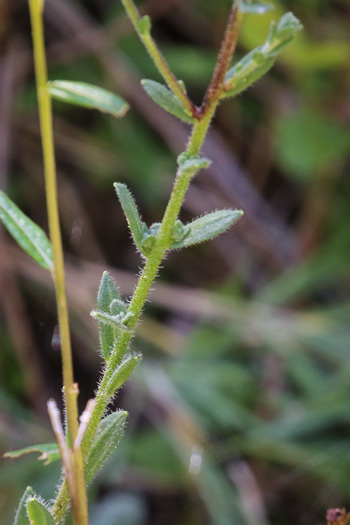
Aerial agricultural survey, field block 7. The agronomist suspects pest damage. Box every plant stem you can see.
[121,0,196,117]
[201,1,242,113]
[28,0,88,523]
[51,3,242,521]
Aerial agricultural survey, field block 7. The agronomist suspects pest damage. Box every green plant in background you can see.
[0,0,302,523]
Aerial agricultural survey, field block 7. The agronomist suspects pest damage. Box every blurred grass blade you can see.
[223,12,302,98]
[4,444,60,466]
[13,487,34,525]
[48,80,129,117]
[97,271,123,360]
[0,190,53,271]
[114,183,144,246]
[85,411,127,484]
[170,210,243,249]
[141,79,194,124]
[238,0,273,13]
[90,494,147,525]
[26,498,55,525]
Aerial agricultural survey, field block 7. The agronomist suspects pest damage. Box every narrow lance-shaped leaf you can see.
[141,79,195,124]
[223,12,302,99]
[237,0,273,14]
[4,443,60,466]
[85,411,127,484]
[106,353,142,398]
[26,498,55,525]
[13,487,34,525]
[0,190,53,271]
[170,210,243,249]
[114,183,144,246]
[48,80,129,118]
[96,271,123,360]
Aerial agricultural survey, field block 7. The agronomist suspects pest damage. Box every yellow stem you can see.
[28,0,88,523]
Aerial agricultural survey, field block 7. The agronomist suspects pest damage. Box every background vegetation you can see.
[0,0,349,523]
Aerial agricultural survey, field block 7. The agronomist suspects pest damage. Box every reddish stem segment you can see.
[200,1,241,116]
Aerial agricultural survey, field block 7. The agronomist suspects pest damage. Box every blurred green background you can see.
[0,0,350,524]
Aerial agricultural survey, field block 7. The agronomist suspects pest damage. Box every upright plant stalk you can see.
[121,0,196,117]
[51,2,242,521]
[28,0,88,523]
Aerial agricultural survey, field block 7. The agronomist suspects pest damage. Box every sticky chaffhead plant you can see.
[0,0,302,523]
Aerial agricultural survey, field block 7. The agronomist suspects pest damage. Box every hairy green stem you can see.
[28,0,88,523]
[51,2,242,522]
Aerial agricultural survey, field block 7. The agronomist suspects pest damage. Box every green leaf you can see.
[223,50,275,98]
[85,411,127,484]
[141,79,194,124]
[96,271,123,360]
[170,210,243,249]
[91,309,133,334]
[171,220,186,243]
[139,234,156,256]
[4,444,60,466]
[0,191,53,271]
[13,487,34,525]
[177,153,211,177]
[223,12,302,99]
[48,80,129,118]
[26,498,55,525]
[137,14,151,36]
[237,0,273,14]
[138,222,162,256]
[114,183,144,246]
[106,353,142,397]
[110,298,128,316]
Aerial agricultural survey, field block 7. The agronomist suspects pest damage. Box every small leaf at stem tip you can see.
[48,80,129,117]
[177,153,211,176]
[114,183,144,246]
[106,353,142,397]
[13,487,34,525]
[0,190,53,271]
[97,271,123,360]
[237,0,273,14]
[170,209,243,249]
[26,498,55,525]
[4,444,60,466]
[84,411,127,485]
[137,14,151,35]
[141,79,195,124]
[223,12,302,99]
